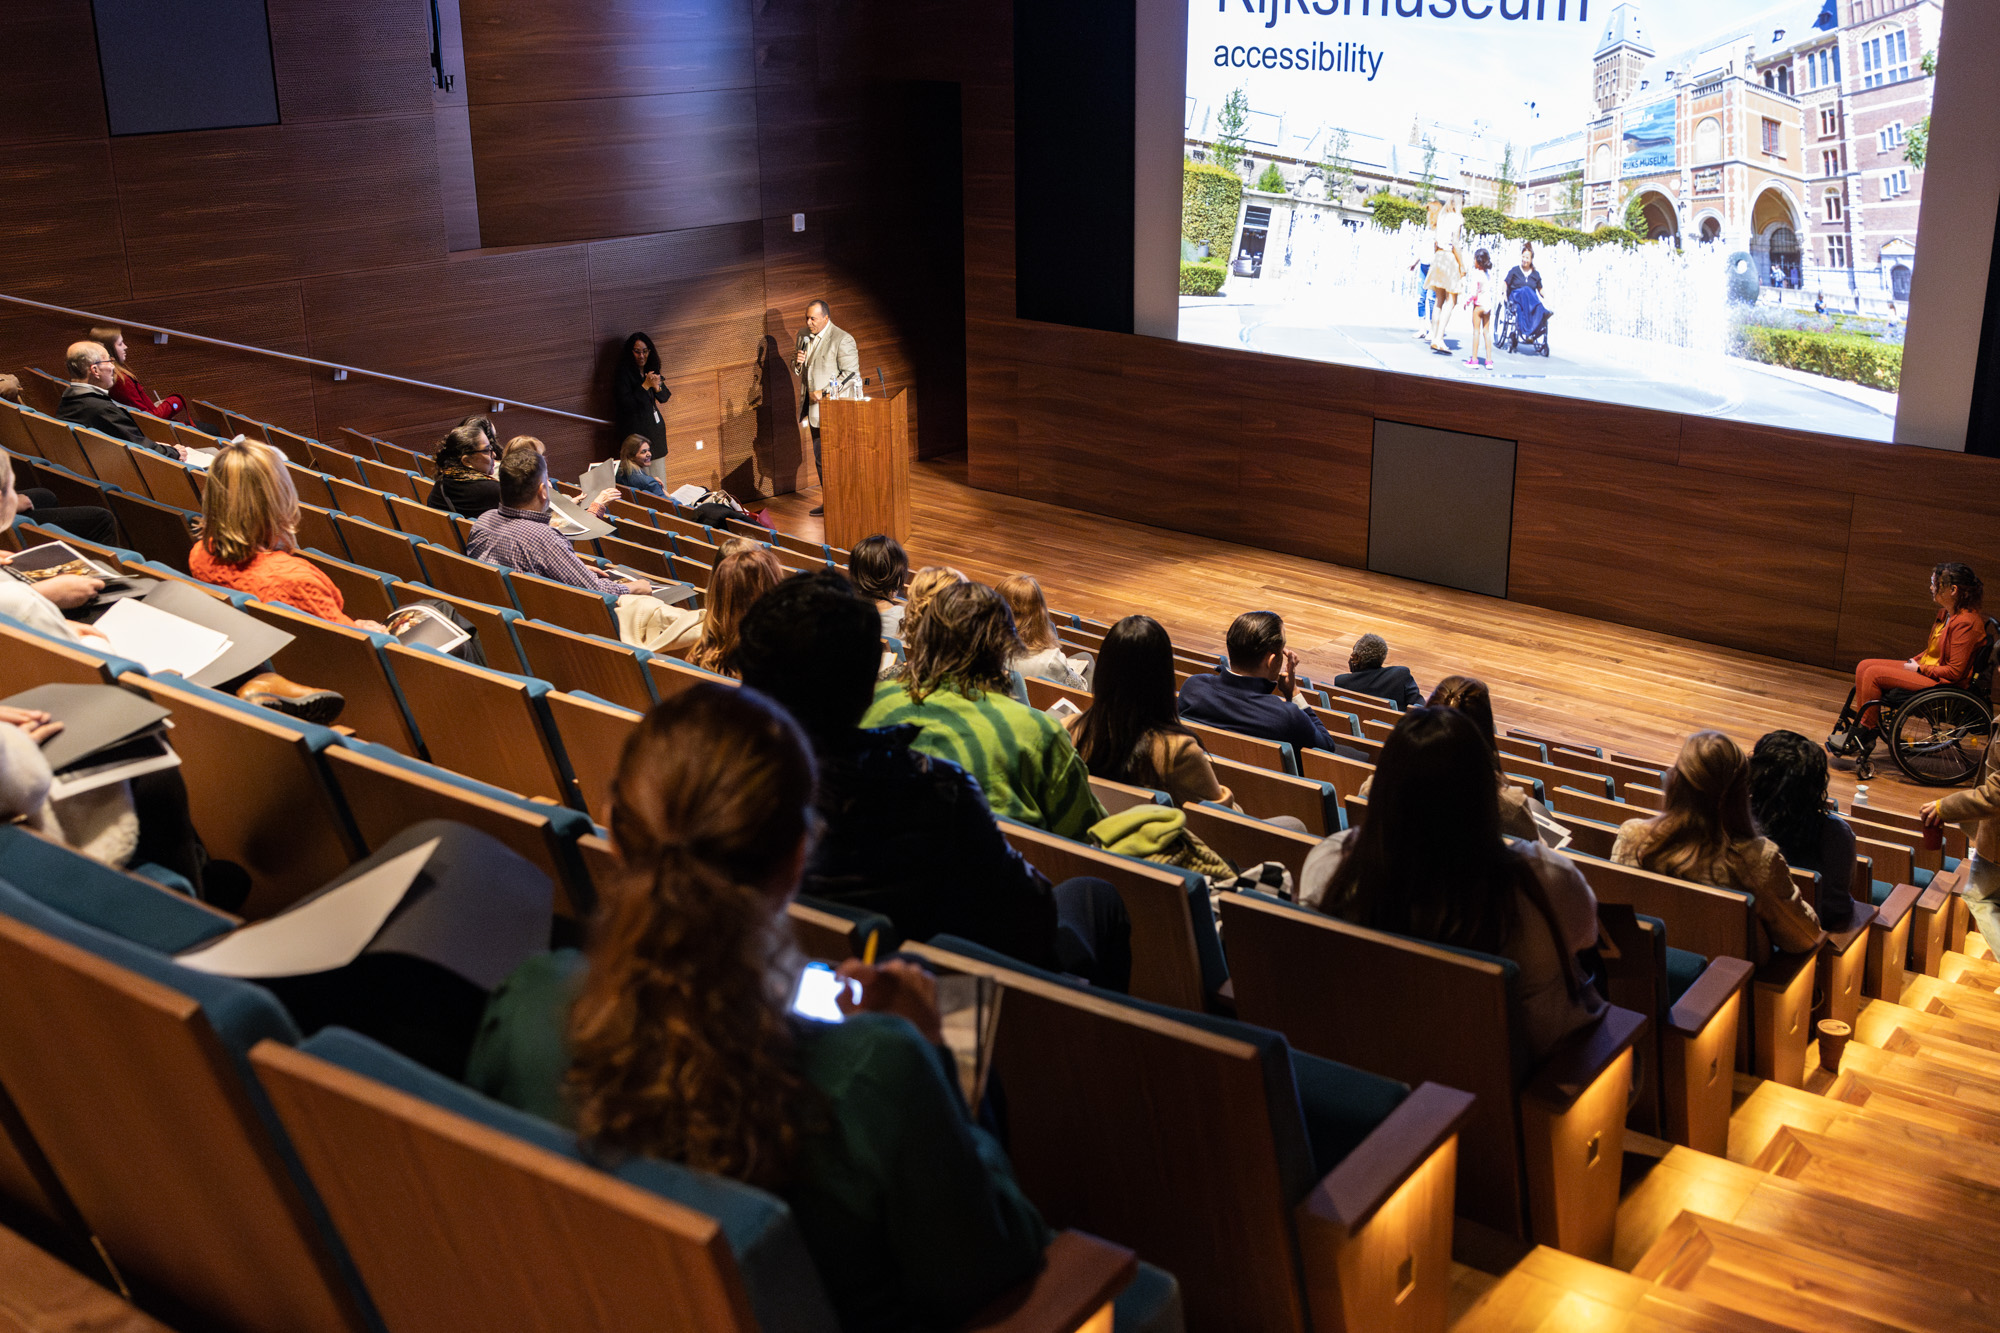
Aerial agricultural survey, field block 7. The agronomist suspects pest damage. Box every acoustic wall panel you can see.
[1368,420,1516,599]
[93,0,279,135]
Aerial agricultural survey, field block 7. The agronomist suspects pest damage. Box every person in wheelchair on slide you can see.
[1827,562,1995,783]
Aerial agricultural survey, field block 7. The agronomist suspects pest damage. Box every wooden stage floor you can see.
[769,457,1934,821]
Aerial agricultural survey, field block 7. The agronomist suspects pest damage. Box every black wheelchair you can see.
[1496,287,1551,358]
[1826,617,1998,785]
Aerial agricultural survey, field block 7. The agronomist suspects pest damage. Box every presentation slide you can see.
[1176,0,1944,442]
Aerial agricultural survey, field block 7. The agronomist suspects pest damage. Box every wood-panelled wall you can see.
[937,3,1997,672]
[0,0,964,496]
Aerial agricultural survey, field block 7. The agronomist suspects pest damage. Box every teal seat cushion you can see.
[1912,867,1935,890]
[300,1026,840,1333]
[1291,1047,1411,1179]
[1663,947,1708,1006]
[1113,1261,1185,1333]
[0,825,231,954]
[1872,879,1895,906]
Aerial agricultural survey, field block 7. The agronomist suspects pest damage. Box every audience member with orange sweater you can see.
[190,441,384,632]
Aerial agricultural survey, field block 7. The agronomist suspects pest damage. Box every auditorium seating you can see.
[17,377,2000,1333]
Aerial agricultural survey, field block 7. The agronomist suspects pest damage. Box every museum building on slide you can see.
[1580,0,1939,308]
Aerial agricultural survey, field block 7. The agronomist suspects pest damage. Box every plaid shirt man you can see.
[466,505,627,597]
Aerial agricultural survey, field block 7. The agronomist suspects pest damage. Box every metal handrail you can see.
[0,291,609,426]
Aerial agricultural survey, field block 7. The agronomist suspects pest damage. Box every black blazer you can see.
[612,367,671,453]
[58,386,156,450]
[1334,664,1424,709]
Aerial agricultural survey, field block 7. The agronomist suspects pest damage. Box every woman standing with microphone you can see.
[612,332,671,459]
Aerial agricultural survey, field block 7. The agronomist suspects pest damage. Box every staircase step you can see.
[1450,1244,1796,1333]
[1938,950,2000,992]
[1751,1122,2000,1222]
[1633,1209,1988,1332]
[1898,973,2000,1027]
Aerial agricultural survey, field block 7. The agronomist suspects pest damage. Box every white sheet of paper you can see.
[578,459,617,497]
[181,448,216,471]
[176,838,442,977]
[92,598,233,678]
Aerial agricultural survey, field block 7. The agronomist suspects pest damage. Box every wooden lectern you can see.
[818,389,911,550]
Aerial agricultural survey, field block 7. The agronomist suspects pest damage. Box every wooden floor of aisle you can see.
[772,455,1931,820]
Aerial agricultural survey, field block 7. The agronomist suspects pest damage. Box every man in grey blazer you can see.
[793,299,859,516]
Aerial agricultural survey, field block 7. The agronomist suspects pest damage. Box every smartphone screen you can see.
[791,960,859,1023]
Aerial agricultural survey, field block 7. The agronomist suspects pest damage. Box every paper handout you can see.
[176,839,442,978]
[91,598,233,679]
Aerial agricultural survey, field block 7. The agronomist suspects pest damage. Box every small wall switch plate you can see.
[792,213,805,232]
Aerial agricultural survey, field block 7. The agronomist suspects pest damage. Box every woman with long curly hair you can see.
[466,685,1049,1329]
[1613,731,1823,956]
[862,581,1104,839]
[687,546,782,676]
[1749,730,1858,932]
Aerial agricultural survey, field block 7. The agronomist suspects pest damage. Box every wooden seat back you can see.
[220,407,274,447]
[336,427,385,461]
[0,398,38,452]
[26,457,110,510]
[600,534,674,581]
[286,462,340,509]
[17,413,93,476]
[306,441,364,483]
[415,541,520,611]
[0,620,118,687]
[70,426,148,495]
[354,456,422,500]
[240,600,422,756]
[1220,894,1641,1259]
[666,552,713,589]
[1300,746,1374,803]
[170,420,223,453]
[0,915,367,1333]
[1502,755,1614,801]
[998,822,1207,1010]
[19,369,67,416]
[1022,674,1092,714]
[297,547,397,623]
[1086,775,1167,814]
[1551,786,1641,830]
[296,499,349,557]
[129,447,204,507]
[118,673,360,917]
[387,493,465,550]
[104,489,197,571]
[911,937,1468,1333]
[646,653,732,701]
[382,643,572,803]
[1179,802,1320,881]
[324,745,587,915]
[509,570,621,638]
[250,1040,777,1333]
[547,692,643,824]
[329,513,428,584]
[513,620,656,714]
[327,477,399,528]
[1220,894,1525,1239]
[390,581,527,676]
[1182,721,1294,774]
[1210,756,1338,834]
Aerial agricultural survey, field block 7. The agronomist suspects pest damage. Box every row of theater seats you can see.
[6,380,2000,1332]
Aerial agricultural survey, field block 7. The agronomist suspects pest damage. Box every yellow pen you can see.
[862,929,880,966]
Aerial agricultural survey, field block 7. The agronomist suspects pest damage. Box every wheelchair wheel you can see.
[1888,690,1993,786]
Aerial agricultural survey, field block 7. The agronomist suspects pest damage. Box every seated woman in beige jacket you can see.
[1612,730,1823,956]
[1065,615,1234,809]
[1925,744,2000,957]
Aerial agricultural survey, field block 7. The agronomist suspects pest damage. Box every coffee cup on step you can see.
[1817,1019,1852,1073]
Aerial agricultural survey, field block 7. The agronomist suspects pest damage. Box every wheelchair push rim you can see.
[1889,691,1994,787]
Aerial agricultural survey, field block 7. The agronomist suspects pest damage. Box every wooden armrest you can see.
[1754,948,1816,992]
[1820,905,1876,958]
[1525,1005,1648,1111]
[1297,1082,1477,1236]
[1872,881,1921,931]
[1916,884,1949,915]
[963,1230,1136,1333]
[1668,956,1753,1039]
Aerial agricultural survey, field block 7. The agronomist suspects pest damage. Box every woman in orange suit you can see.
[1829,562,1985,778]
